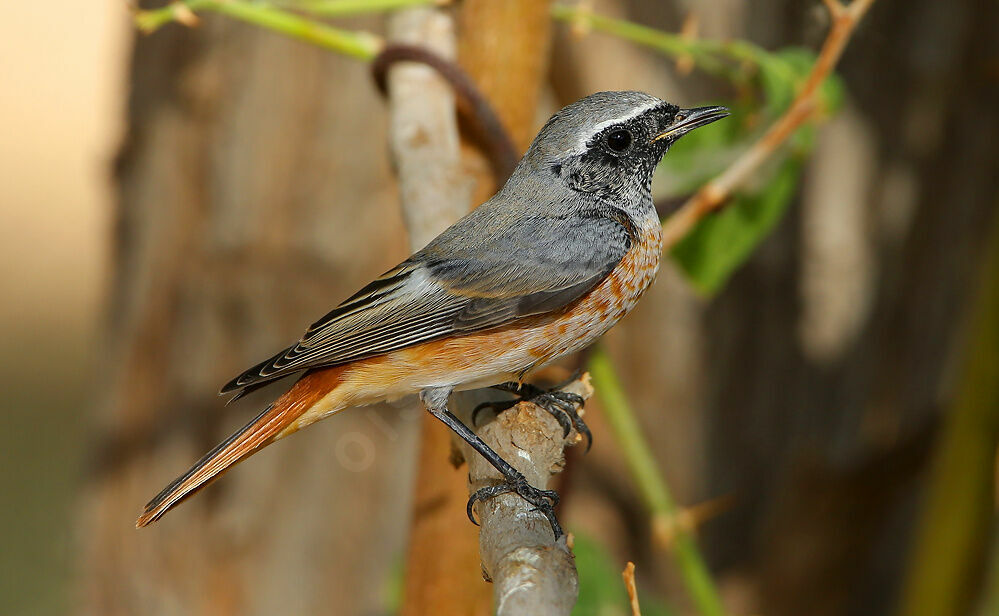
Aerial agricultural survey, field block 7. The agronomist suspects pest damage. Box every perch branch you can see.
[438,2,574,613]
[466,376,591,616]
[387,1,570,612]
[661,0,877,249]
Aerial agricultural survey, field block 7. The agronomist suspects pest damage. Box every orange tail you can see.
[135,365,348,528]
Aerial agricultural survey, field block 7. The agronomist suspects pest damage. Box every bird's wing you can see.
[221,207,633,396]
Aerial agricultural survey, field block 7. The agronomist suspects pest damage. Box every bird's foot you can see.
[491,381,592,452]
[467,472,563,538]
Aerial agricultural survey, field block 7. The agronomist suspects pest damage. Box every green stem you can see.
[280,0,445,16]
[589,347,726,616]
[551,4,804,91]
[135,1,383,60]
[551,5,733,80]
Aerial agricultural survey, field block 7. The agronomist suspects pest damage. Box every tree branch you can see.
[382,9,492,616]
[467,376,591,615]
[661,0,877,249]
[448,2,575,611]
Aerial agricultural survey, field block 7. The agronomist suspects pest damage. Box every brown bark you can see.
[457,0,555,201]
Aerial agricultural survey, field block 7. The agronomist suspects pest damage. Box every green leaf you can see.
[670,156,802,295]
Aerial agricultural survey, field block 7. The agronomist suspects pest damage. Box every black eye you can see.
[606,129,632,152]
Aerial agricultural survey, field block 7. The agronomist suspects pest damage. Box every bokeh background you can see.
[2,1,998,615]
[1,2,122,614]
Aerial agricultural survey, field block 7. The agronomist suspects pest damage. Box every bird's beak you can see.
[652,106,730,142]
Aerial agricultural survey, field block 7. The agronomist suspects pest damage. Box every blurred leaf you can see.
[574,532,676,616]
[756,52,800,117]
[670,155,802,295]
[777,48,846,113]
[772,48,845,153]
[661,46,844,295]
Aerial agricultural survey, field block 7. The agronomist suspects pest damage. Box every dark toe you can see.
[466,476,563,538]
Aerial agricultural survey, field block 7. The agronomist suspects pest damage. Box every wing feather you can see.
[222,206,634,396]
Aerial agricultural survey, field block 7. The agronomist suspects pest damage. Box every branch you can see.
[661,0,877,249]
[134,0,384,59]
[382,9,494,616]
[389,2,573,613]
[383,10,471,249]
[466,376,590,615]
[623,562,642,616]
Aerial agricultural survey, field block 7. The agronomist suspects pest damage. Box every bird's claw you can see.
[466,473,563,538]
[492,382,592,452]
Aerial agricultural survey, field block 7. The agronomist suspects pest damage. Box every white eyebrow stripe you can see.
[568,99,662,154]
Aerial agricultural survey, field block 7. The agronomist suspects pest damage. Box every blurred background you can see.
[1,1,122,614]
[2,0,997,615]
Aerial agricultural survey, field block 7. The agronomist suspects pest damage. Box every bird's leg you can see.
[420,388,563,539]
[492,379,592,452]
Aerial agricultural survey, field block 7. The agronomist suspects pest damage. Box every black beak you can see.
[653,106,729,142]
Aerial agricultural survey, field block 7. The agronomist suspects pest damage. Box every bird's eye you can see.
[605,129,632,152]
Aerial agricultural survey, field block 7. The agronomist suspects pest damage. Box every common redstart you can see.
[137,91,728,538]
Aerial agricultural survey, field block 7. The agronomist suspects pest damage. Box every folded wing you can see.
[221,207,633,397]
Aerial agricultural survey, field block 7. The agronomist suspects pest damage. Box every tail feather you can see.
[136,366,346,528]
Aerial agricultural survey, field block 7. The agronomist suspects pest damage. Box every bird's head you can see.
[517,91,728,203]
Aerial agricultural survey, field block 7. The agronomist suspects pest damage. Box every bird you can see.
[136,91,728,537]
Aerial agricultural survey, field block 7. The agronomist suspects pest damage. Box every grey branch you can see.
[464,376,591,615]
[385,8,471,250]
[384,6,580,614]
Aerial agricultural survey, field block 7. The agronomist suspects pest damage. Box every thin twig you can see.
[552,5,776,83]
[652,494,736,550]
[623,562,642,616]
[371,45,519,182]
[662,0,877,249]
